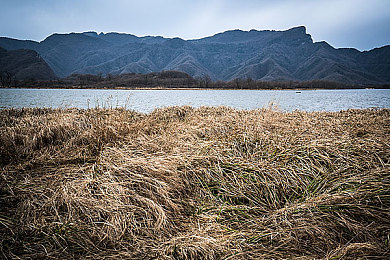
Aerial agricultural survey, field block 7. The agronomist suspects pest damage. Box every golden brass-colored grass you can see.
[0,106,389,259]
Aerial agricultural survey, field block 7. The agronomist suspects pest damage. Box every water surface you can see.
[0,88,389,112]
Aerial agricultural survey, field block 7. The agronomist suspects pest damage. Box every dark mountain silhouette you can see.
[0,26,389,84]
[0,47,56,80]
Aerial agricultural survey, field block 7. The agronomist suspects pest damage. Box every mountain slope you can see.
[0,47,56,80]
[0,27,389,84]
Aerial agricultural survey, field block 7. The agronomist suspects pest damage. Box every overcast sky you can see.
[0,0,389,50]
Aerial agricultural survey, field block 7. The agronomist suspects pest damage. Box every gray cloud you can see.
[0,0,389,50]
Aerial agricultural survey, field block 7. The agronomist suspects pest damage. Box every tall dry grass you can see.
[0,106,389,259]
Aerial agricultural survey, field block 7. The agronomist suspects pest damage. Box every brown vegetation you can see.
[0,107,389,259]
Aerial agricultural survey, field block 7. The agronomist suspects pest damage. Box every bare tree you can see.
[204,75,211,88]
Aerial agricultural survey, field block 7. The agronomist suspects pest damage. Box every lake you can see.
[0,88,389,113]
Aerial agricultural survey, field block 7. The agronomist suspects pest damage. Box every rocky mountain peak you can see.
[286,26,307,34]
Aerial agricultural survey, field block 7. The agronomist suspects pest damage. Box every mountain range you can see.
[0,26,389,84]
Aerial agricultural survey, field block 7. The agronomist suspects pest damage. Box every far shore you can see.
[3,71,389,90]
[1,85,387,91]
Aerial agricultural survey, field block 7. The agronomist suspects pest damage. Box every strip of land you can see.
[2,71,389,89]
[0,107,389,259]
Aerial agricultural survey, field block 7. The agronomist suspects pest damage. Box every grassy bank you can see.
[0,107,389,259]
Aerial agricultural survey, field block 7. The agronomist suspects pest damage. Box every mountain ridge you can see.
[0,26,389,84]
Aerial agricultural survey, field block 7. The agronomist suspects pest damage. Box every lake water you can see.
[0,88,389,113]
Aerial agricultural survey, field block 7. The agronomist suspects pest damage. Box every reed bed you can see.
[0,106,389,259]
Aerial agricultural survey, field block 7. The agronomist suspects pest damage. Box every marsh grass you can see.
[0,106,389,259]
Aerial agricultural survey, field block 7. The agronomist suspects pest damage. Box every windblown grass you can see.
[0,106,389,259]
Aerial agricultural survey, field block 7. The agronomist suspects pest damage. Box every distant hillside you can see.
[0,47,56,81]
[1,27,389,84]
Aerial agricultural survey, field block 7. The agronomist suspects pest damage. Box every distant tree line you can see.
[3,70,389,89]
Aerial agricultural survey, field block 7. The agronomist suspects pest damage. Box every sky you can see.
[0,0,389,51]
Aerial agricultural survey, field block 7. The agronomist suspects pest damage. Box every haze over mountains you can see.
[0,26,389,85]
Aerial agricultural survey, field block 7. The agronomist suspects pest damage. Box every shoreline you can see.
[0,86,385,91]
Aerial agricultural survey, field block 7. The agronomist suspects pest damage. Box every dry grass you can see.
[0,106,389,259]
